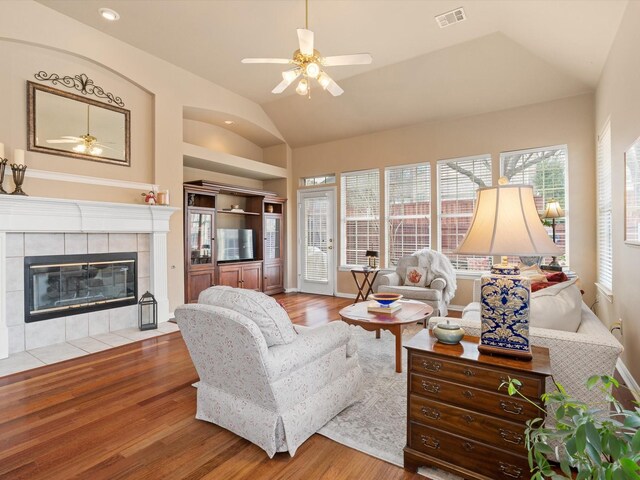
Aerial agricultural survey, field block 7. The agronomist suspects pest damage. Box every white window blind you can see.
[385,163,431,267]
[341,169,380,266]
[437,155,492,270]
[303,196,329,282]
[597,122,613,291]
[500,146,568,264]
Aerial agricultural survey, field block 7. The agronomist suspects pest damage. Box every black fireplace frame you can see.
[24,252,138,323]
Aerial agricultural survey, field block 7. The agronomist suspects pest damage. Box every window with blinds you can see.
[500,145,568,264]
[341,169,380,266]
[385,163,431,267]
[302,174,336,187]
[437,155,492,270]
[303,196,329,282]
[597,123,613,292]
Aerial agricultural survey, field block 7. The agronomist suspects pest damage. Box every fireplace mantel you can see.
[0,196,179,359]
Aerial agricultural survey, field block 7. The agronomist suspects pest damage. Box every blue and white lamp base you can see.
[478,264,533,360]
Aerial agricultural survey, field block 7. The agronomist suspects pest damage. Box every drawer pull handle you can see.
[462,390,474,399]
[500,376,522,390]
[420,435,440,450]
[462,414,475,424]
[499,462,523,478]
[421,407,441,420]
[462,441,474,452]
[499,428,524,445]
[421,380,440,394]
[500,400,524,415]
[463,368,475,377]
[422,359,442,372]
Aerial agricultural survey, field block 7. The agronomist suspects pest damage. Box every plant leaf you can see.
[624,415,640,429]
[576,423,587,452]
[632,429,640,453]
[587,375,600,389]
[586,421,603,451]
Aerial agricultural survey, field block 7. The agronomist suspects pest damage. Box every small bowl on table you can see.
[370,293,403,306]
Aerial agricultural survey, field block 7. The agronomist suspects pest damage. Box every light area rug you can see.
[318,324,462,480]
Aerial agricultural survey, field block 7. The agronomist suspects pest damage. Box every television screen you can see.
[217,229,254,262]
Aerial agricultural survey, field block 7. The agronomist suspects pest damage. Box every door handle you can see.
[327,246,333,250]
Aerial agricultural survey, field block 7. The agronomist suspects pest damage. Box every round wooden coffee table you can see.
[339,299,434,373]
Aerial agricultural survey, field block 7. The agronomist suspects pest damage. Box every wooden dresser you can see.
[403,330,552,480]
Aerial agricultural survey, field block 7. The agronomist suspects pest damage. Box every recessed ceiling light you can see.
[99,8,120,21]
[224,120,235,125]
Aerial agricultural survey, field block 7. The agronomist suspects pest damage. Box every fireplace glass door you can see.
[25,253,137,322]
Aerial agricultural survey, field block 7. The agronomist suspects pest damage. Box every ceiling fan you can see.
[46,105,115,156]
[241,0,372,97]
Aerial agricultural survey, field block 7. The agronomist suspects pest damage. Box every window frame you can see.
[340,168,381,268]
[596,121,613,297]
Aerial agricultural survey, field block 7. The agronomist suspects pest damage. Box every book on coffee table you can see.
[367,302,402,314]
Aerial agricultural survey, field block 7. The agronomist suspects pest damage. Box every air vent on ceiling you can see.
[435,7,466,28]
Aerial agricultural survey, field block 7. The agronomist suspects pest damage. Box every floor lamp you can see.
[456,181,562,359]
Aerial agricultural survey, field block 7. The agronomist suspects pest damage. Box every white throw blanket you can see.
[413,248,457,303]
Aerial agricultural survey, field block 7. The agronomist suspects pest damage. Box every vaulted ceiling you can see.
[38,0,627,147]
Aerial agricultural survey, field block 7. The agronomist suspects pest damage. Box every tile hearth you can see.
[0,322,179,377]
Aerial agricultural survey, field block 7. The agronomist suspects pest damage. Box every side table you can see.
[403,330,552,479]
[350,267,379,303]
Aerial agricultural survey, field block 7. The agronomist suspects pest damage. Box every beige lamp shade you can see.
[542,200,564,219]
[456,184,562,256]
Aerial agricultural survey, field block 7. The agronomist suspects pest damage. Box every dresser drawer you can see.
[409,422,530,480]
[410,352,544,399]
[410,372,541,419]
[409,394,527,454]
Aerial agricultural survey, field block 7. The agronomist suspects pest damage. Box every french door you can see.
[298,188,336,295]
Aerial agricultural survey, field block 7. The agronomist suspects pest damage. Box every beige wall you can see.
[0,0,285,313]
[595,1,640,382]
[183,119,263,162]
[292,94,596,307]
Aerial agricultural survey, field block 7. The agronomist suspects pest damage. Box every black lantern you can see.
[138,291,158,331]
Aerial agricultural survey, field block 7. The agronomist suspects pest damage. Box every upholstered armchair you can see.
[377,253,453,316]
[175,286,363,458]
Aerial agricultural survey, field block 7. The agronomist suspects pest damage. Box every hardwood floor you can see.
[0,293,423,480]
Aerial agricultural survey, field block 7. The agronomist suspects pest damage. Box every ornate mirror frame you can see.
[27,80,131,167]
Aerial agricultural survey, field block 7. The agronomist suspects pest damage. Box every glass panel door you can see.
[189,210,213,265]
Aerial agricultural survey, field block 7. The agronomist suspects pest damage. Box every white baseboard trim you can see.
[336,291,357,299]
[284,288,300,293]
[616,358,640,402]
[29,169,159,192]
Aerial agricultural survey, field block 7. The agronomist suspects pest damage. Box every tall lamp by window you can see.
[456,180,562,359]
[542,199,564,268]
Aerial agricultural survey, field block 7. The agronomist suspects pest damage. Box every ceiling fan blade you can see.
[272,75,296,94]
[322,53,373,66]
[47,139,80,144]
[326,78,344,97]
[241,58,291,64]
[297,28,314,56]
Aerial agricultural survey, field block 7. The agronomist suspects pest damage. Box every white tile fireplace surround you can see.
[0,196,179,359]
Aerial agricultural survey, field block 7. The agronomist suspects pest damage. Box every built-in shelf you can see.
[182,142,287,180]
[217,210,260,216]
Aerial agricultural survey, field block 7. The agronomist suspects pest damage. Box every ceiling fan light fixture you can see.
[282,68,301,83]
[90,146,103,156]
[73,144,87,153]
[296,78,309,96]
[317,72,331,89]
[305,62,321,79]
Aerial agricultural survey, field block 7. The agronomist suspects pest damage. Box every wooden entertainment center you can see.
[183,180,286,303]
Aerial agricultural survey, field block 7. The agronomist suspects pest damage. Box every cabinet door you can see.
[241,263,263,292]
[218,265,242,288]
[264,214,283,261]
[263,261,284,295]
[188,208,214,268]
[187,272,215,303]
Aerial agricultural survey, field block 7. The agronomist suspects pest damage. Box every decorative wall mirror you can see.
[625,136,640,245]
[27,80,130,166]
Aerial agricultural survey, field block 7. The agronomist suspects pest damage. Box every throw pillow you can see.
[404,266,427,287]
[198,286,297,346]
[530,278,582,332]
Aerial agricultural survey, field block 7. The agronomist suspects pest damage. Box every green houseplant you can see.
[501,375,640,480]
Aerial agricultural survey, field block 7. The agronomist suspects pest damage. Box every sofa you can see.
[428,279,623,407]
[377,254,450,316]
[175,286,363,458]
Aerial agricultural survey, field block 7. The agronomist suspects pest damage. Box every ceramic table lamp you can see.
[456,179,562,359]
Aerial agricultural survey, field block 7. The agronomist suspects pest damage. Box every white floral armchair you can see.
[175,287,363,458]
